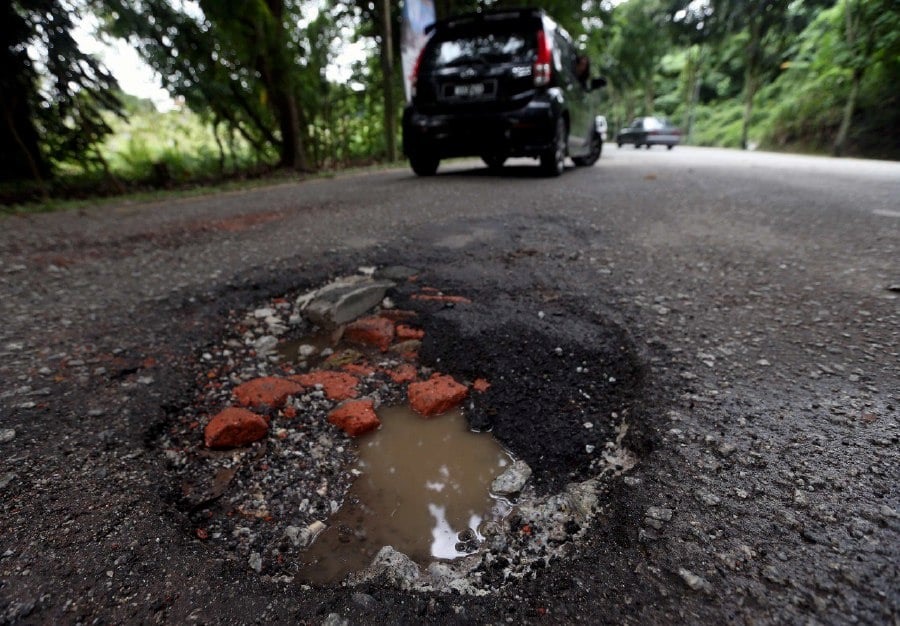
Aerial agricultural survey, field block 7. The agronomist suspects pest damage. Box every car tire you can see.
[540,117,567,177]
[482,154,506,171]
[409,153,439,176]
[667,144,674,151]
[617,141,623,148]
[573,131,602,167]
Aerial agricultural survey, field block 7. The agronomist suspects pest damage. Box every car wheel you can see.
[540,117,567,177]
[409,153,439,176]
[644,143,651,149]
[482,154,506,171]
[667,144,674,151]
[573,131,602,167]
[617,141,623,148]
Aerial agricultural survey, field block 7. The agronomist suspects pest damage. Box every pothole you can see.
[157,267,646,593]
[297,405,512,585]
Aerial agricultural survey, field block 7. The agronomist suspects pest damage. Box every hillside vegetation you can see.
[1,0,897,205]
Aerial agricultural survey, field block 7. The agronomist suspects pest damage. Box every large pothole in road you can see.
[157,267,649,594]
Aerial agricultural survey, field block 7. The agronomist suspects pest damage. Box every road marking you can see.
[873,209,900,218]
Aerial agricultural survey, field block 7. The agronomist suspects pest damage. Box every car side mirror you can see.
[590,76,607,90]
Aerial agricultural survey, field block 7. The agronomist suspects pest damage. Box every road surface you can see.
[0,147,897,624]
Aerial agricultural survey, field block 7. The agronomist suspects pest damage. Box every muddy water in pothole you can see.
[299,405,513,584]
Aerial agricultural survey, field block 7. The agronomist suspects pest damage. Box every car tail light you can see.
[410,47,426,98]
[534,29,551,87]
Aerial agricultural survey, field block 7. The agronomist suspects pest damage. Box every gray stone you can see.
[0,429,15,444]
[322,613,349,626]
[252,335,278,355]
[491,460,532,496]
[303,278,395,327]
[350,592,379,610]
[248,552,262,573]
[0,473,17,490]
[366,546,420,589]
[696,491,722,506]
[375,266,420,281]
[565,479,599,520]
[678,567,711,592]
[646,506,674,522]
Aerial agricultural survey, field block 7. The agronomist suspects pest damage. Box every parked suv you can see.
[402,9,606,177]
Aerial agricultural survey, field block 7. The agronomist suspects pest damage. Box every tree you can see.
[1,0,122,183]
[101,0,311,170]
[831,0,900,156]
[603,0,669,119]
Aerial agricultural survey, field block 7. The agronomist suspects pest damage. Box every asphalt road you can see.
[0,146,898,624]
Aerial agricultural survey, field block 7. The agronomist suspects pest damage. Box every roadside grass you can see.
[0,103,405,216]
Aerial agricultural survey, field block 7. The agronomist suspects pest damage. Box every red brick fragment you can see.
[385,364,418,384]
[410,294,472,304]
[233,376,302,409]
[472,378,491,393]
[342,362,377,377]
[408,374,468,417]
[379,309,418,322]
[205,407,269,449]
[290,371,359,402]
[396,324,425,341]
[344,316,395,351]
[328,399,381,437]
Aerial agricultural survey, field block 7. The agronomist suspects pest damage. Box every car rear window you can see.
[425,25,536,69]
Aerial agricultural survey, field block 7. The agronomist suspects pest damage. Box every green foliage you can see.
[4,0,899,204]
[1,0,122,182]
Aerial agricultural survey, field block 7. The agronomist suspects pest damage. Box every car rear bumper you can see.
[646,134,680,146]
[403,100,558,159]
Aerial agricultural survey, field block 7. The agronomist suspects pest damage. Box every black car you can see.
[402,9,606,177]
[616,116,681,149]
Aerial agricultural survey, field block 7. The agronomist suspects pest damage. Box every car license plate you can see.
[454,83,485,97]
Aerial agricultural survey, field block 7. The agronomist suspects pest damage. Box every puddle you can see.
[277,329,340,366]
[299,405,513,584]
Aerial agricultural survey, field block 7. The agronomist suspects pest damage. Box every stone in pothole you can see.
[491,460,532,496]
[303,277,396,326]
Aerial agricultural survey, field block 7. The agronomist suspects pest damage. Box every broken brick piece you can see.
[410,294,472,304]
[472,378,491,393]
[396,324,425,341]
[408,374,468,417]
[385,364,418,384]
[205,407,269,449]
[379,309,418,322]
[342,362,377,377]
[344,316,396,351]
[233,376,302,409]
[328,399,381,437]
[290,371,360,402]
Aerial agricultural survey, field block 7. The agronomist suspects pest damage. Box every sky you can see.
[72,15,176,111]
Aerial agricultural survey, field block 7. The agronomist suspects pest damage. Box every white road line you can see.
[873,209,900,218]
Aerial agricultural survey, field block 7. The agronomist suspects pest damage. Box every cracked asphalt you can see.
[0,146,898,624]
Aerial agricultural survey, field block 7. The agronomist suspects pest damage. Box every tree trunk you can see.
[833,0,862,157]
[380,0,397,162]
[0,2,51,183]
[263,0,309,171]
[740,71,756,150]
[644,75,654,114]
[741,10,763,151]
[833,67,861,157]
[683,46,701,144]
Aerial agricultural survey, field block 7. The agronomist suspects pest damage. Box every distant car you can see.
[616,117,681,149]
